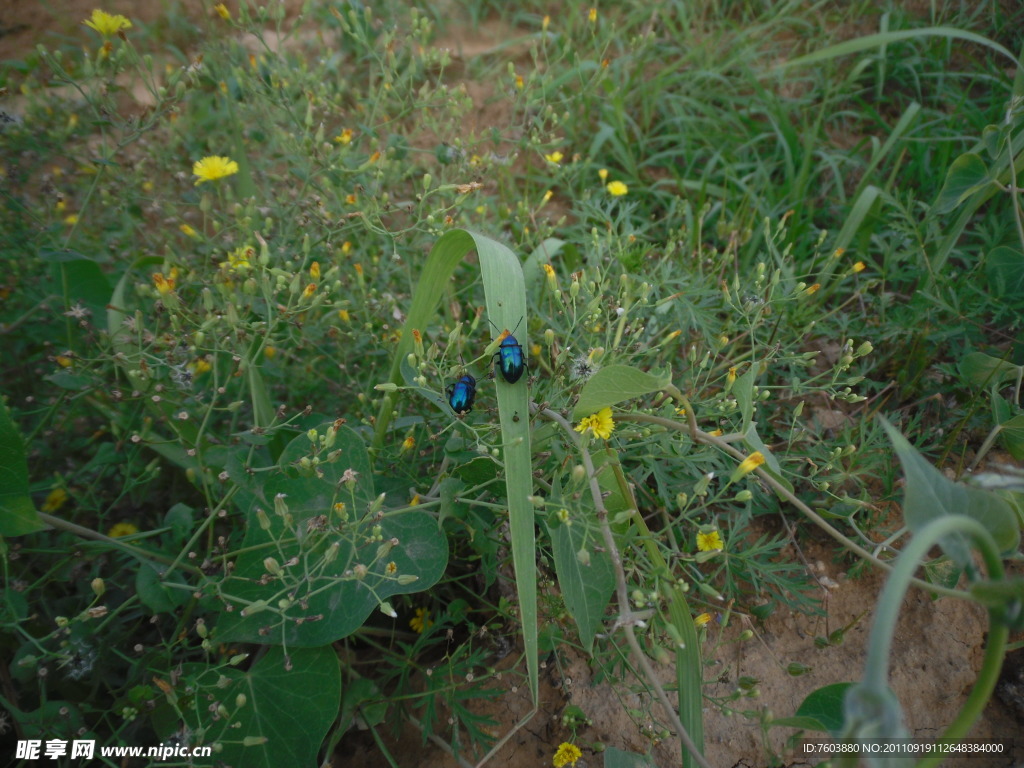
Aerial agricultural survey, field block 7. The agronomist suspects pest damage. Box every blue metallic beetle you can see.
[491,318,526,384]
[446,374,477,415]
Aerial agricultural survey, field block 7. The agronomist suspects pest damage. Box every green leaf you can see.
[986,246,1024,299]
[934,153,991,214]
[573,365,672,420]
[795,682,854,736]
[216,424,446,645]
[994,409,1024,461]
[56,259,111,320]
[136,561,189,613]
[880,418,1020,565]
[0,397,44,536]
[768,715,830,732]
[375,229,539,703]
[185,646,340,768]
[733,364,758,432]
[603,746,658,768]
[958,351,1020,390]
[546,513,615,655]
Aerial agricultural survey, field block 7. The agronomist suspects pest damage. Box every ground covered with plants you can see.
[2,1,1023,766]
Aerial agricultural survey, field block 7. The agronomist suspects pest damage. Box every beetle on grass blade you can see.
[489,317,526,384]
[446,374,477,415]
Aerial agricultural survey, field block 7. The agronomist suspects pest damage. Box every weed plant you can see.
[1,2,1022,767]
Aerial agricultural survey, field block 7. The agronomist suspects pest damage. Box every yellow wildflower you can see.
[409,607,432,634]
[190,358,212,375]
[214,3,231,20]
[554,742,583,768]
[574,407,615,440]
[805,283,821,295]
[192,155,239,185]
[41,488,68,513]
[263,346,276,359]
[542,15,550,31]
[515,74,524,90]
[224,246,253,272]
[64,214,79,225]
[598,168,608,181]
[54,355,73,368]
[334,128,354,144]
[732,451,765,481]
[587,7,598,23]
[545,151,564,165]
[695,612,711,627]
[606,180,628,196]
[309,261,321,281]
[302,283,316,299]
[338,309,351,323]
[852,261,866,273]
[696,529,723,552]
[179,223,199,238]
[108,522,139,538]
[83,10,132,37]
[152,269,177,295]
[401,436,415,453]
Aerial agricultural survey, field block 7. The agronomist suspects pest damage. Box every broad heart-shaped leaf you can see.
[986,246,1024,299]
[934,152,992,214]
[183,645,340,768]
[880,418,1020,565]
[0,397,44,536]
[790,682,855,735]
[994,408,1024,461]
[602,747,658,768]
[545,512,615,655]
[573,365,672,420]
[215,424,446,646]
[959,351,1021,390]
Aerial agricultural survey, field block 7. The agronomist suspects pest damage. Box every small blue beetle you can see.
[491,318,526,384]
[446,374,477,415]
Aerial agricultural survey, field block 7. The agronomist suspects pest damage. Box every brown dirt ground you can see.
[4,2,1022,766]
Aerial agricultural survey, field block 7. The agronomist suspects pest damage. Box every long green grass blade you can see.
[779,27,1017,71]
[374,229,538,703]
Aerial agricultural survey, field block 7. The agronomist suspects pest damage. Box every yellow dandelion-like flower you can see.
[302,283,316,299]
[731,451,765,482]
[179,223,199,238]
[409,607,432,634]
[54,355,73,368]
[224,246,253,272]
[345,193,357,205]
[83,10,132,37]
[696,529,723,552]
[341,241,352,254]
[410,493,421,506]
[587,7,598,23]
[598,168,608,181]
[338,309,351,323]
[852,261,866,273]
[542,15,550,31]
[385,561,398,575]
[309,261,321,281]
[189,358,212,375]
[805,283,821,295]
[192,155,239,185]
[64,214,79,225]
[606,180,628,197]
[707,428,724,437]
[41,488,69,513]
[574,407,615,440]
[554,741,583,768]
[334,128,354,145]
[727,367,737,386]
[694,612,711,627]
[152,271,176,295]
[545,151,564,165]
[832,247,846,259]
[515,74,525,90]
[108,522,139,538]
[263,346,276,359]
[214,3,231,20]
[542,189,553,204]
[401,435,415,453]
